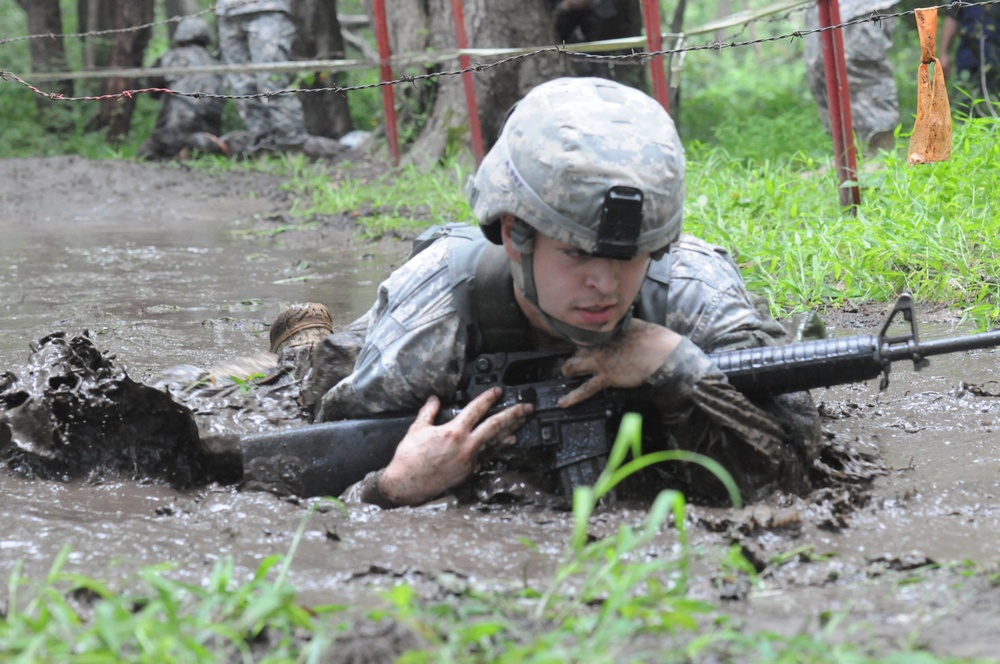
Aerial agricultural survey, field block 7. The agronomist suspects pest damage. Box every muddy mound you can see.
[0,331,237,488]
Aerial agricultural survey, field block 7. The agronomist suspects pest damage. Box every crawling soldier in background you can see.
[138,16,227,161]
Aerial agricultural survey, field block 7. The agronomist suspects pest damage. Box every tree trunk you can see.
[77,0,114,73]
[377,0,568,166]
[88,0,155,144]
[163,0,198,41]
[291,0,354,138]
[15,0,74,103]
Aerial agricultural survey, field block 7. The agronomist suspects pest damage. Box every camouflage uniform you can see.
[138,23,226,160]
[804,0,900,149]
[216,0,308,151]
[322,229,820,506]
[945,5,1000,117]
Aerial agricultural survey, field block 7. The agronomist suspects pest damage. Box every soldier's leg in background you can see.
[218,13,272,141]
[804,9,899,154]
[138,101,193,160]
[244,12,308,149]
[841,19,899,152]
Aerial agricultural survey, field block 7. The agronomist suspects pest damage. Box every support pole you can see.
[449,0,485,165]
[372,0,400,166]
[817,0,861,212]
[640,0,670,111]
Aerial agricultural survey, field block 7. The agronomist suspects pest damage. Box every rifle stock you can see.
[239,293,1000,498]
[241,415,414,498]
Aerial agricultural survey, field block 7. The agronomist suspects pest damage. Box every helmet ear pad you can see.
[499,216,530,292]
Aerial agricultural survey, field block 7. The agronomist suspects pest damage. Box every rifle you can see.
[239,294,1000,498]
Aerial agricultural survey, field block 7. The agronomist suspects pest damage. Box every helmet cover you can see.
[174,17,212,46]
[468,77,685,256]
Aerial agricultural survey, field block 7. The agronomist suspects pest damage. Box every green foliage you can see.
[0,507,345,662]
[287,159,475,239]
[683,117,1000,325]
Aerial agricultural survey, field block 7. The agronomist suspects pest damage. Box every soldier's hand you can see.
[558,319,682,407]
[378,387,533,506]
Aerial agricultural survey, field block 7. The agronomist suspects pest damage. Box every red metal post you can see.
[640,0,670,112]
[449,0,485,165]
[817,0,861,211]
[372,0,400,166]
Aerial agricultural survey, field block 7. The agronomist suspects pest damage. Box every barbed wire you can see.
[0,7,215,47]
[0,0,274,46]
[2,0,997,105]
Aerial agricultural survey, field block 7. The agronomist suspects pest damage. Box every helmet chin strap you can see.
[510,220,632,347]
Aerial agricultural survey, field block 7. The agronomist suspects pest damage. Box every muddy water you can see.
[2,158,1000,659]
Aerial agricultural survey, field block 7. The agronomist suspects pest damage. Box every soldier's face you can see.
[503,219,650,337]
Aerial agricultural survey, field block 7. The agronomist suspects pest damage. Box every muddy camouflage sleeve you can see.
[317,238,469,421]
[638,237,821,503]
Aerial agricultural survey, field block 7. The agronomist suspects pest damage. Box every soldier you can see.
[137,17,227,161]
[550,0,647,90]
[276,77,821,508]
[940,4,1000,118]
[803,0,901,155]
[215,0,346,160]
[215,0,307,155]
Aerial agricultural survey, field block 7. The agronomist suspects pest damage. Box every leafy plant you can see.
[0,504,344,661]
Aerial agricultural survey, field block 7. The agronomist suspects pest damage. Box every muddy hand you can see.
[379,387,534,505]
[558,319,683,408]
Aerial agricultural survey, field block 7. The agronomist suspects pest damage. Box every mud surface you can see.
[2,157,1000,660]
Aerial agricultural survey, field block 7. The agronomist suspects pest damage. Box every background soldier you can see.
[803,0,901,155]
[940,4,1000,118]
[215,0,346,159]
[138,17,227,161]
[215,0,305,154]
[550,0,647,90]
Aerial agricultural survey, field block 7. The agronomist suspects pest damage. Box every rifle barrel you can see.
[883,328,1000,361]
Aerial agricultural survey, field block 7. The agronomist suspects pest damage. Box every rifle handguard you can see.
[712,335,883,395]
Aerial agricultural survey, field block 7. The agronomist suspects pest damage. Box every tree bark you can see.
[291,0,354,138]
[15,0,74,102]
[376,0,568,167]
[88,0,155,143]
[77,0,114,73]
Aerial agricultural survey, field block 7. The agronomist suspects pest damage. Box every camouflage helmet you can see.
[467,77,685,258]
[174,17,212,47]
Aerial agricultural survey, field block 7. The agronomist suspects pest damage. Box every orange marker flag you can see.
[908,7,952,165]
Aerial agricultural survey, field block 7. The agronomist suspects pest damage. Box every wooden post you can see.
[372,0,400,166]
[449,0,485,164]
[817,0,861,212]
[640,0,670,111]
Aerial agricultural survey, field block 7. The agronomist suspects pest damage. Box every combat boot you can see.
[269,302,334,355]
[186,131,230,157]
[301,135,348,161]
